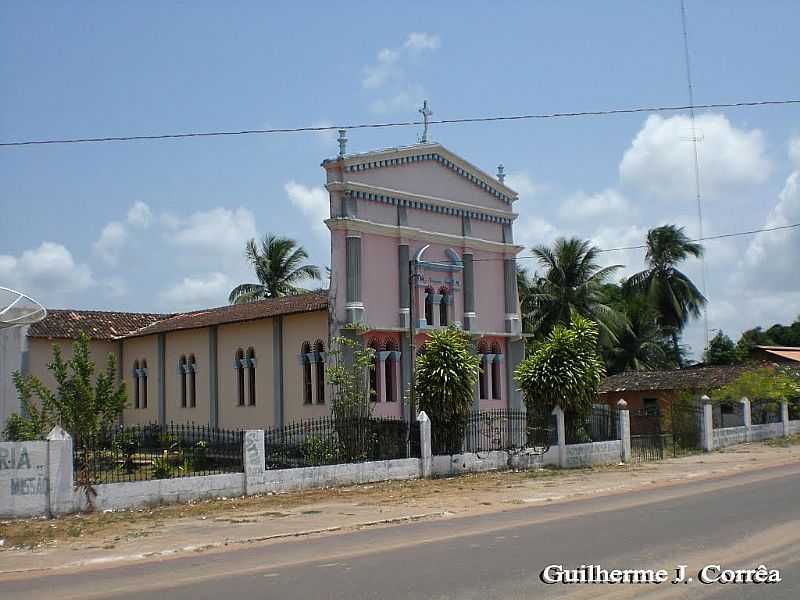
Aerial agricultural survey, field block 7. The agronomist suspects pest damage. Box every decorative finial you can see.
[337,129,347,157]
[418,100,433,143]
[497,164,505,183]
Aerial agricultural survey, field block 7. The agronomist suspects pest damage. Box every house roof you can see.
[598,365,750,394]
[125,291,329,338]
[28,309,170,341]
[753,346,800,363]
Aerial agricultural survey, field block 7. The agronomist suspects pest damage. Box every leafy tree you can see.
[712,367,800,410]
[704,331,739,365]
[523,238,627,346]
[514,314,606,417]
[624,225,706,365]
[228,234,321,303]
[3,332,127,445]
[735,316,800,359]
[414,327,481,454]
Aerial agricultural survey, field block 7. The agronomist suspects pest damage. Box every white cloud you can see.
[515,216,562,253]
[790,135,800,168]
[92,221,128,266]
[404,32,440,51]
[126,201,153,228]
[619,113,770,199]
[559,189,631,221]
[285,181,329,238]
[504,172,544,199]
[0,242,93,304]
[102,276,129,298]
[362,33,440,115]
[159,272,231,311]
[164,207,257,260]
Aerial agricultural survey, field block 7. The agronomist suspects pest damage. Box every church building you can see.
[0,136,525,431]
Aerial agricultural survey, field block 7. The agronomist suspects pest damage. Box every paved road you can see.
[2,463,800,599]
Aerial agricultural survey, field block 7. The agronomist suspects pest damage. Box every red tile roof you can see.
[28,309,170,341]
[126,291,329,338]
[598,365,750,394]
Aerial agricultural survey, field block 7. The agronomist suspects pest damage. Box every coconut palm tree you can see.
[603,293,671,373]
[623,225,706,365]
[228,234,321,304]
[525,237,627,345]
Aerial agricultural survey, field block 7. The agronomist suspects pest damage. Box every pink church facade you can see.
[324,140,525,420]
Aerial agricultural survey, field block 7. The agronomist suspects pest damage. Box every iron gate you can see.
[630,401,704,462]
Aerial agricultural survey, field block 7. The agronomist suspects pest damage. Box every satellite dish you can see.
[0,286,47,328]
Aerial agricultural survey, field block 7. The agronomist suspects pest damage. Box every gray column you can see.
[397,204,408,226]
[243,429,265,495]
[503,258,521,334]
[462,252,475,331]
[398,244,410,329]
[741,397,751,442]
[417,411,432,478]
[209,326,219,428]
[157,333,166,425]
[272,316,284,427]
[502,223,514,243]
[617,399,631,463]
[401,335,412,422]
[701,395,713,452]
[505,338,525,411]
[345,235,364,324]
[461,215,472,237]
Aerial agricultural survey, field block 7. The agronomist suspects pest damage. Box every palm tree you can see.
[524,237,627,345]
[603,294,671,373]
[624,225,706,365]
[228,234,321,304]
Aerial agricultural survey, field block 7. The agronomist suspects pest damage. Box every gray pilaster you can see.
[502,223,514,243]
[209,326,219,428]
[463,252,475,331]
[345,235,364,324]
[617,400,631,463]
[505,338,525,411]
[417,411,432,478]
[553,406,567,468]
[701,395,713,452]
[273,316,284,427]
[157,333,166,425]
[741,397,751,442]
[462,216,472,237]
[397,205,408,226]
[398,244,410,329]
[503,258,521,334]
[781,400,790,437]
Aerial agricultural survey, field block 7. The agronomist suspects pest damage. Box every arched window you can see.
[439,287,449,327]
[141,360,148,409]
[133,360,140,409]
[490,343,501,400]
[235,349,245,406]
[368,338,379,402]
[314,340,325,405]
[302,342,313,405]
[477,341,488,400]
[179,356,187,408]
[384,339,398,403]
[246,348,256,406]
[424,287,434,326]
[188,354,197,408]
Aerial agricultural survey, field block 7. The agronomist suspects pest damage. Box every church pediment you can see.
[323,143,517,213]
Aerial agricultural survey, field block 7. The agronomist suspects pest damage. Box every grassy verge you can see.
[764,433,800,448]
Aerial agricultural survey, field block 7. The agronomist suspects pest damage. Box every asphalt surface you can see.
[2,462,800,599]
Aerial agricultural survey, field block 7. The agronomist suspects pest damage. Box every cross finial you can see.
[337,129,347,157]
[497,164,505,183]
[418,100,433,143]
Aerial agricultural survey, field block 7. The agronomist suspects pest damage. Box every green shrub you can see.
[151,450,174,479]
[302,435,340,466]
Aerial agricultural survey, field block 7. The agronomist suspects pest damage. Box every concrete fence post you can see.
[701,395,714,452]
[243,429,265,495]
[552,406,567,468]
[617,399,631,463]
[781,400,790,437]
[46,426,74,517]
[741,397,752,442]
[417,411,432,478]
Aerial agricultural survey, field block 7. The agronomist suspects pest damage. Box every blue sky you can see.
[1,1,799,356]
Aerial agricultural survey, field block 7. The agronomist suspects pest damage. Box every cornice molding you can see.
[325,217,524,255]
[322,143,518,205]
[326,181,517,224]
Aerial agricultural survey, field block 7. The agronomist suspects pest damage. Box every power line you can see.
[465,222,800,263]
[2,98,800,148]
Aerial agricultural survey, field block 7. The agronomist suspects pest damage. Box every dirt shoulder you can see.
[2,438,799,575]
